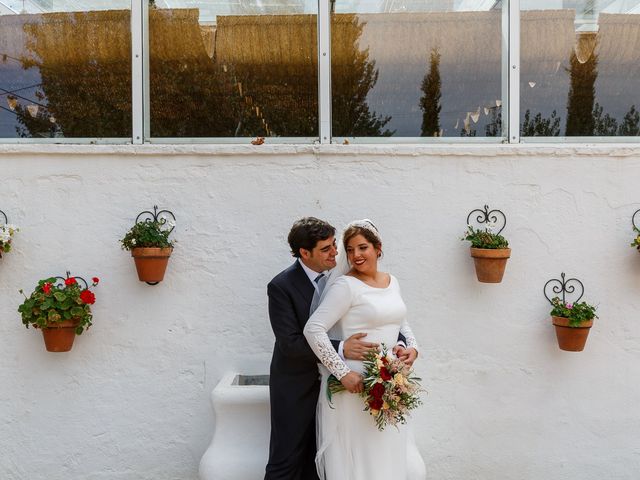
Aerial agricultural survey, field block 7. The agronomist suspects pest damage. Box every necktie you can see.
[310,273,327,315]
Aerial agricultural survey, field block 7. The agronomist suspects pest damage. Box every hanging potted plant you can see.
[121,205,176,284]
[462,205,511,283]
[0,209,19,259]
[18,273,99,352]
[544,273,598,352]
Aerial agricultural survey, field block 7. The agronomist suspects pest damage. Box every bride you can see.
[303,219,425,480]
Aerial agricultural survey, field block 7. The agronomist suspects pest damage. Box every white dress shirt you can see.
[298,259,346,358]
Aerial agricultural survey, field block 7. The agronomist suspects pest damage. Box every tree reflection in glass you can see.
[521,2,640,137]
[0,6,132,138]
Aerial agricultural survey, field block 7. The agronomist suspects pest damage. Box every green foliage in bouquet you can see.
[18,275,99,334]
[462,225,509,249]
[327,344,423,431]
[120,220,175,251]
[550,297,598,327]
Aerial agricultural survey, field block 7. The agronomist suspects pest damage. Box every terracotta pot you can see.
[131,247,173,283]
[552,315,593,352]
[41,319,80,352]
[470,247,511,283]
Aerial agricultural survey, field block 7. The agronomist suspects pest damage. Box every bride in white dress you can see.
[304,220,425,480]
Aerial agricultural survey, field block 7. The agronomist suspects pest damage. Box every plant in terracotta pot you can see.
[121,206,176,284]
[0,210,18,259]
[18,273,99,352]
[462,205,511,283]
[544,273,597,352]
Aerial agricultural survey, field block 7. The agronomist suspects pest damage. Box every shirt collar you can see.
[298,258,327,285]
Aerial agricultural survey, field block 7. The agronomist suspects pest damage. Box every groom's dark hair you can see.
[288,217,336,257]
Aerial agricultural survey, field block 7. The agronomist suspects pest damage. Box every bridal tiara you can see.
[345,218,381,242]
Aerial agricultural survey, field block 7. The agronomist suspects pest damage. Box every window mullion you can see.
[508,0,520,143]
[318,0,331,144]
[131,0,144,144]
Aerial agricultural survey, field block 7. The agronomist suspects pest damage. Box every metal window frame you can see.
[3,1,640,145]
[133,0,144,144]
[318,0,331,144]
[0,2,135,144]
[508,0,520,143]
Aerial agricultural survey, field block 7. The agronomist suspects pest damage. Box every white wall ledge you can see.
[1,143,640,158]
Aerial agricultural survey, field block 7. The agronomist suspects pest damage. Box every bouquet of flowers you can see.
[0,223,19,257]
[327,344,423,431]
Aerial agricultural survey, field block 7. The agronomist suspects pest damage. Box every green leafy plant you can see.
[120,220,175,251]
[550,297,598,327]
[18,275,99,334]
[0,223,19,257]
[462,225,509,249]
[631,226,640,251]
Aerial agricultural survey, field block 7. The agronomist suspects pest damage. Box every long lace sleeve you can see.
[396,276,419,351]
[303,277,353,379]
[400,319,419,351]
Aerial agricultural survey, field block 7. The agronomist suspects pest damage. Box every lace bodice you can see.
[303,275,418,379]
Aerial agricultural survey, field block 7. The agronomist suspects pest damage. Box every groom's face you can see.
[300,235,337,272]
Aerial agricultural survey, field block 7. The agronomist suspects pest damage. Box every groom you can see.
[264,217,415,480]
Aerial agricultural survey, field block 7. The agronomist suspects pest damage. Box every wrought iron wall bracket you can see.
[632,209,640,231]
[543,272,584,305]
[135,205,176,234]
[466,204,506,235]
[0,209,8,224]
[52,271,89,290]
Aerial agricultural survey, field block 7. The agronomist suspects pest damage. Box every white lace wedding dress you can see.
[304,274,424,480]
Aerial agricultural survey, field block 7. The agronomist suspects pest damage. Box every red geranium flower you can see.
[369,397,383,411]
[92,277,100,285]
[65,277,77,286]
[380,367,392,381]
[42,283,52,294]
[79,289,96,305]
[370,383,385,399]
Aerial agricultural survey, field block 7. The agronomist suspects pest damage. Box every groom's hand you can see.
[340,371,364,394]
[344,333,379,361]
[393,346,418,366]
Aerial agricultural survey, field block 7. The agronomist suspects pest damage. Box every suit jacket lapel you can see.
[291,261,314,312]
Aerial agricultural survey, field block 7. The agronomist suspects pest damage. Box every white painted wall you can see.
[1,144,639,480]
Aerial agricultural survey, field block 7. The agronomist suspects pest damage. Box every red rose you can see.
[92,277,100,285]
[381,356,389,365]
[42,283,52,294]
[380,367,392,381]
[369,397,383,411]
[370,383,385,399]
[79,289,96,305]
[65,277,77,286]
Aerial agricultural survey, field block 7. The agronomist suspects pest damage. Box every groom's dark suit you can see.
[264,260,337,480]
